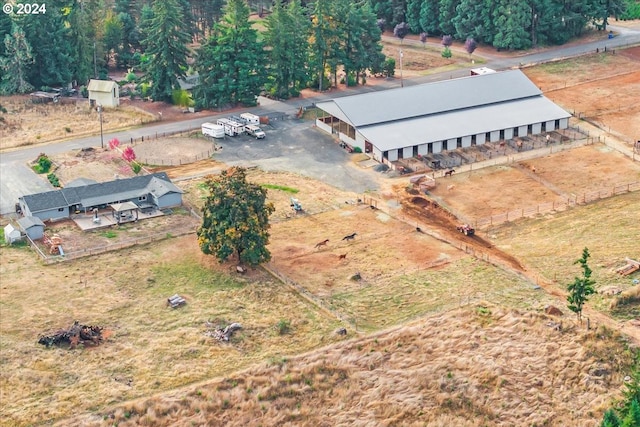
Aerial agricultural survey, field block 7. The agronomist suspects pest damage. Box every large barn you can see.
[314,70,571,162]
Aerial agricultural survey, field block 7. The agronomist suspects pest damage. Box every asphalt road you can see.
[1,25,638,215]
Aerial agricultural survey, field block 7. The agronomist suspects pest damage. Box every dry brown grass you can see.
[610,285,640,310]
[0,96,157,150]
[63,304,634,427]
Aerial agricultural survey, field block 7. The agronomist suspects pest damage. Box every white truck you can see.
[245,124,266,139]
[217,118,245,136]
[240,112,260,125]
[201,122,225,138]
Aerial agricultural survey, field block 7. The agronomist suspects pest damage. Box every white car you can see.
[245,124,265,139]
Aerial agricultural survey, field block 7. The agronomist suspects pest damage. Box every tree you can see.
[405,0,422,33]
[263,0,309,99]
[0,23,34,95]
[393,22,410,42]
[567,247,596,323]
[464,37,477,55]
[621,399,640,427]
[419,32,428,46]
[197,167,275,266]
[441,34,453,46]
[309,0,337,91]
[419,0,440,35]
[492,0,532,50]
[194,0,265,108]
[601,408,621,427]
[103,11,124,67]
[141,0,191,102]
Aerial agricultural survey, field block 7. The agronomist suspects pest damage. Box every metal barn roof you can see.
[315,70,542,127]
[358,96,571,152]
[87,79,118,93]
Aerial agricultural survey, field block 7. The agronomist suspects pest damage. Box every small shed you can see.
[3,223,22,244]
[110,201,139,224]
[87,79,119,107]
[17,216,45,240]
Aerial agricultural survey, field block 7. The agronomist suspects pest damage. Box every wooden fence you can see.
[473,181,640,229]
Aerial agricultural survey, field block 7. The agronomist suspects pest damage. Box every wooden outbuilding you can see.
[87,79,119,107]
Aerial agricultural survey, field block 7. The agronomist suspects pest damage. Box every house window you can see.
[138,195,147,201]
[58,207,64,212]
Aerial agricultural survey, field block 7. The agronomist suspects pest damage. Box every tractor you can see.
[456,224,475,236]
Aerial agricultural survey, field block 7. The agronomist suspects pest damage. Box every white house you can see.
[3,223,22,244]
[87,79,120,107]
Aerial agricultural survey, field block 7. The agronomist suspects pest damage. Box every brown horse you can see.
[444,169,455,177]
[338,253,347,260]
[315,239,329,248]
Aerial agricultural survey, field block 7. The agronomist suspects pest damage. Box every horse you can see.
[342,233,357,241]
[315,239,329,248]
[444,169,455,177]
[338,253,347,260]
[516,139,523,151]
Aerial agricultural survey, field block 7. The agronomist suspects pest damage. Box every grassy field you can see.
[0,238,343,426]
[489,191,640,319]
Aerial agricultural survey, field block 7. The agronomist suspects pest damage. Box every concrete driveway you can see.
[0,159,53,215]
[212,119,380,194]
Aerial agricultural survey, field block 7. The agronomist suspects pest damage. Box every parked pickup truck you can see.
[245,124,265,139]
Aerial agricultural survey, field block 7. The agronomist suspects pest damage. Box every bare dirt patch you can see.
[0,96,158,151]
[523,51,640,140]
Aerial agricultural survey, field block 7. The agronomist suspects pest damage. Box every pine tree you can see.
[621,399,640,427]
[309,0,337,91]
[492,0,532,50]
[601,408,621,427]
[567,247,596,323]
[194,0,265,108]
[141,0,191,102]
[197,167,275,266]
[263,0,310,99]
[0,23,34,94]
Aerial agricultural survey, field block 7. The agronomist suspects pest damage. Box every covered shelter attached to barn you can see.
[87,79,119,107]
[314,70,571,163]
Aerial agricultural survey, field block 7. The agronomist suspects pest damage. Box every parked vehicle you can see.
[201,122,225,139]
[216,118,245,136]
[456,224,475,236]
[240,112,260,125]
[245,124,266,139]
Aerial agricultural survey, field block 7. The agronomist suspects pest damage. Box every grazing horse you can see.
[342,232,357,241]
[444,169,455,177]
[516,139,523,151]
[338,253,347,260]
[315,239,330,248]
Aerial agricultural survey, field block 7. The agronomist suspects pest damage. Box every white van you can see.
[245,124,265,139]
[201,122,225,138]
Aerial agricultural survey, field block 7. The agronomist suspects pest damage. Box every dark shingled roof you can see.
[20,172,182,214]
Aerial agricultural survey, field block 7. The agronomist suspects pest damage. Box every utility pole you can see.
[98,105,104,149]
[399,49,404,88]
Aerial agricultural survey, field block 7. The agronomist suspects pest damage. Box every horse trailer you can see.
[216,118,245,136]
[201,122,225,139]
[240,112,260,125]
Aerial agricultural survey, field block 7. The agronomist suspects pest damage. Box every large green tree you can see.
[566,247,596,323]
[194,0,265,108]
[492,0,532,50]
[309,0,337,91]
[0,23,34,94]
[263,0,310,99]
[197,167,275,267]
[141,0,191,102]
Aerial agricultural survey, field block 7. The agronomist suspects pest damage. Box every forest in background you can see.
[0,0,638,106]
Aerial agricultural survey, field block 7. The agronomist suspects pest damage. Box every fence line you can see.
[473,181,640,230]
[138,149,215,166]
[262,263,358,331]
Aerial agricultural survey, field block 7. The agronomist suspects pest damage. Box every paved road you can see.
[1,25,639,214]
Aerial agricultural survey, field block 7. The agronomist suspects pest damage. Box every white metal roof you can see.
[358,96,570,152]
[87,79,118,92]
[315,70,542,127]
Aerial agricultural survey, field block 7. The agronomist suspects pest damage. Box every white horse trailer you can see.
[217,118,245,136]
[240,112,260,125]
[201,122,225,138]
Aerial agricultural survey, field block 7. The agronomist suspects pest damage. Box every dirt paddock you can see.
[425,143,640,224]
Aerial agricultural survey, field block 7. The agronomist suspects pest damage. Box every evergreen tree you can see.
[309,0,337,91]
[23,7,73,88]
[263,0,310,99]
[419,0,440,35]
[67,0,103,85]
[621,399,640,427]
[405,0,423,33]
[439,0,461,35]
[194,0,265,108]
[0,23,34,94]
[601,409,621,427]
[0,11,11,58]
[566,247,596,323]
[453,0,495,44]
[103,11,124,68]
[141,0,191,102]
[492,0,532,50]
[197,167,275,267]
